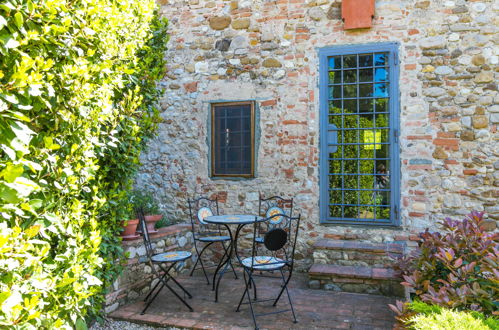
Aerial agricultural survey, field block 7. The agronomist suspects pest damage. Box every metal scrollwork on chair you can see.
[256,194,294,246]
[187,196,237,284]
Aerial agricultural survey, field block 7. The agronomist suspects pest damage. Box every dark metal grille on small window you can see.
[211,102,254,177]
[326,51,394,223]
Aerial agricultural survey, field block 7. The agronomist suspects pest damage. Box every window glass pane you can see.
[359,83,373,97]
[344,205,357,218]
[358,54,373,67]
[374,67,388,82]
[359,114,374,128]
[374,83,389,97]
[375,113,389,128]
[343,70,357,83]
[377,207,390,219]
[359,99,373,113]
[374,53,387,66]
[359,160,375,174]
[343,99,357,113]
[359,68,373,82]
[329,175,341,188]
[329,85,341,99]
[374,98,388,112]
[343,55,357,68]
[328,56,342,70]
[343,85,357,98]
[328,71,342,84]
[329,204,342,217]
[329,100,342,114]
[359,205,374,219]
[329,160,341,174]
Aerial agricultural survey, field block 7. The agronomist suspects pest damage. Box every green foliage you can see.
[128,189,160,215]
[403,301,499,330]
[396,211,499,316]
[0,0,168,327]
[155,216,171,229]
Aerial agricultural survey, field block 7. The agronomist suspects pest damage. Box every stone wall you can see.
[105,224,195,313]
[136,0,498,267]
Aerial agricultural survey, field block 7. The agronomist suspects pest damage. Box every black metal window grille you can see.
[211,101,255,177]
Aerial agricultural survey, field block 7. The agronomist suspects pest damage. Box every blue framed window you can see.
[319,43,400,226]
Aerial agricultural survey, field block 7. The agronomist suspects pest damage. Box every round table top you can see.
[204,214,264,225]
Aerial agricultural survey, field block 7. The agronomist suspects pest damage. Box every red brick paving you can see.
[109,272,397,329]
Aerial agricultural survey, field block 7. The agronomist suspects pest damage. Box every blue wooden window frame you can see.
[318,43,400,226]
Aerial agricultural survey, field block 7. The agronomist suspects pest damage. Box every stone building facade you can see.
[136,0,498,269]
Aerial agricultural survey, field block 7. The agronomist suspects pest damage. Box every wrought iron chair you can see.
[188,196,237,284]
[256,194,294,245]
[235,213,301,330]
[136,208,193,314]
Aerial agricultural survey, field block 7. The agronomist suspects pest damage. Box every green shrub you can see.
[395,211,499,316]
[0,0,168,327]
[401,301,499,330]
[129,189,160,215]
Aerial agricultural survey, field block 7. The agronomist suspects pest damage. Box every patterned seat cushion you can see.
[241,256,286,270]
[198,235,230,242]
[151,251,191,263]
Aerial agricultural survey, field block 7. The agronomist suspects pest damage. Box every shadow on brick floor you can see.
[109,271,397,329]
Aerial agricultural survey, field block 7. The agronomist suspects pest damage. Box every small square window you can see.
[211,101,255,177]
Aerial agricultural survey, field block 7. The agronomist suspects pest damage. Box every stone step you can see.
[312,239,405,268]
[313,239,405,254]
[308,264,404,297]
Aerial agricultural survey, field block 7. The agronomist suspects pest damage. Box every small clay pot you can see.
[143,214,163,234]
[121,218,139,240]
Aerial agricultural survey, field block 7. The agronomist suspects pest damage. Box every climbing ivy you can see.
[0,0,168,327]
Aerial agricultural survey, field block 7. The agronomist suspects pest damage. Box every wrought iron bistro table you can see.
[204,214,264,302]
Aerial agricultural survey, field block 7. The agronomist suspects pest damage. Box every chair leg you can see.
[236,272,250,312]
[276,269,297,324]
[162,279,194,312]
[191,241,213,285]
[272,269,292,307]
[250,275,257,301]
[141,263,176,314]
[143,271,166,302]
[243,270,259,330]
[169,274,193,298]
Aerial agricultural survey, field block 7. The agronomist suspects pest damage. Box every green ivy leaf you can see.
[14,12,23,28]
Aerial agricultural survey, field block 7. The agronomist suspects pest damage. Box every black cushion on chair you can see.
[263,228,287,251]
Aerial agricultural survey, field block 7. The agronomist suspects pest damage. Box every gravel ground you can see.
[90,318,179,330]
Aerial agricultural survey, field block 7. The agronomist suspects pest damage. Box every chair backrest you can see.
[258,194,294,234]
[249,213,301,270]
[187,196,220,234]
[136,207,153,258]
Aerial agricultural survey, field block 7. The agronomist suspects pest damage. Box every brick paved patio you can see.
[109,271,397,329]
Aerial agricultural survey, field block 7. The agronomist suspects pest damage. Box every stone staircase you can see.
[308,239,406,297]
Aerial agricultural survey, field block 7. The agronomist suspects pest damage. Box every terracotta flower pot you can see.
[121,218,139,241]
[143,214,163,234]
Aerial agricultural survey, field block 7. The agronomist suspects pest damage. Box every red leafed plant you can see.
[394,211,499,316]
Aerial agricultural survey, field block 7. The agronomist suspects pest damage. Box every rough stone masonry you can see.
[136,0,498,267]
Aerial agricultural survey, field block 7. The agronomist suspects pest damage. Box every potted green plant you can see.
[130,189,163,234]
[120,201,140,241]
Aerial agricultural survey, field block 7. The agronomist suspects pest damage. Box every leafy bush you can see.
[396,211,499,316]
[392,300,499,330]
[0,0,168,327]
[129,189,160,215]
